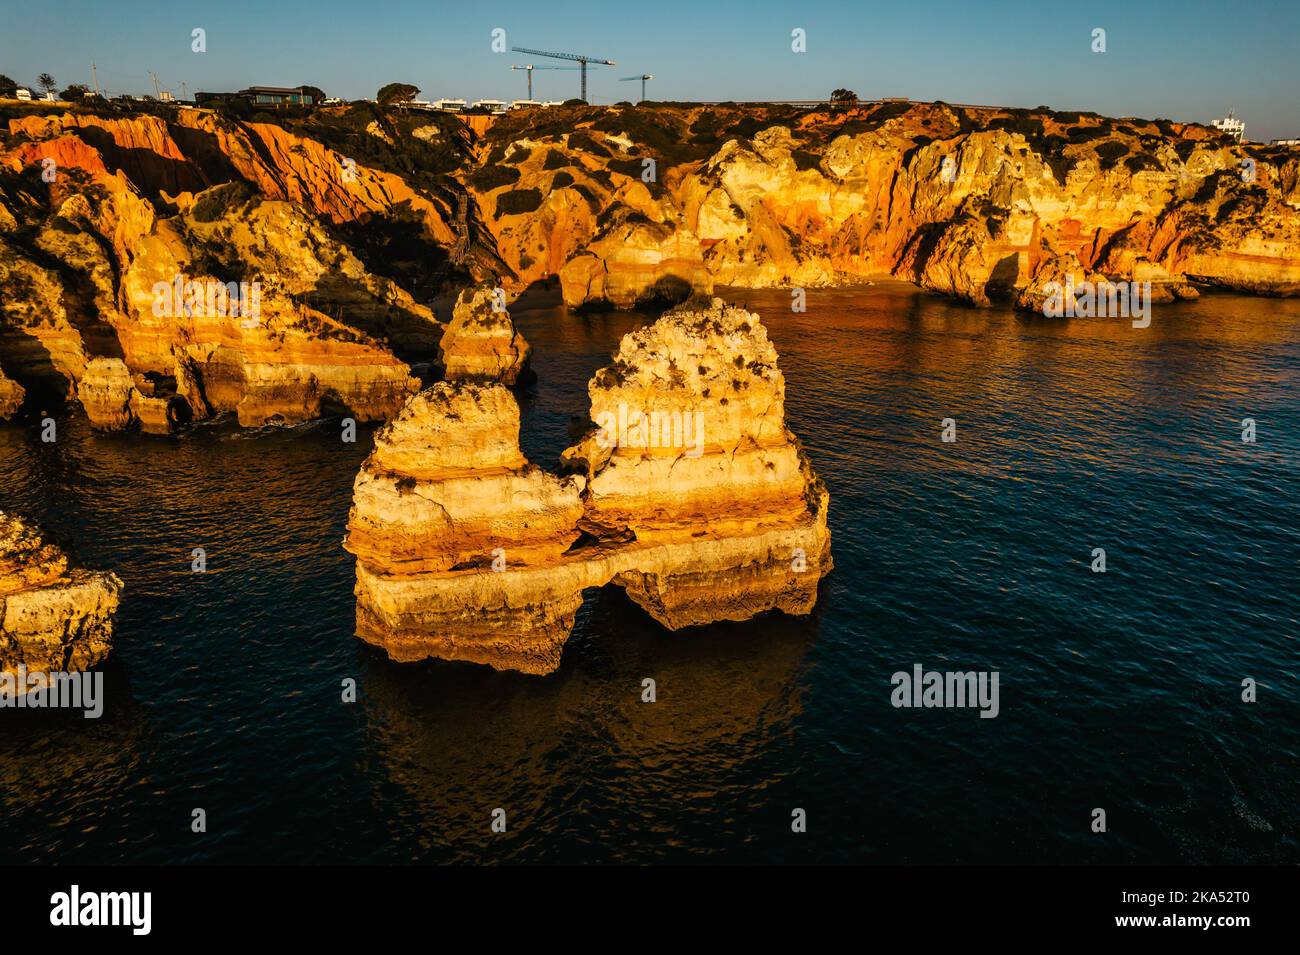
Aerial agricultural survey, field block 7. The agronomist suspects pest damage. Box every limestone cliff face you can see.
[465,103,1300,308]
[345,298,832,674]
[0,512,122,676]
[4,98,1294,421]
[1,110,444,430]
[438,285,531,384]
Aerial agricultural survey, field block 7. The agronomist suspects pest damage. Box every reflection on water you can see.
[1,281,1297,863]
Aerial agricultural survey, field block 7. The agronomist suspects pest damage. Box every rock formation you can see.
[438,285,531,385]
[0,367,23,419]
[0,512,122,677]
[344,298,832,674]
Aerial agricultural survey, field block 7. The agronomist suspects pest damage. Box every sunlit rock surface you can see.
[0,367,23,419]
[0,512,122,676]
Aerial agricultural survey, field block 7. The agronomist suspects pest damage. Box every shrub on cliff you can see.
[494,188,543,218]
[191,181,256,222]
[566,131,608,156]
[1094,140,1130,171]
[469,164,520,192]
[377,83,419,106]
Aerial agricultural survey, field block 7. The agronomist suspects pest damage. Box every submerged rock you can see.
[345,298,832,674]
[0,512,122,676]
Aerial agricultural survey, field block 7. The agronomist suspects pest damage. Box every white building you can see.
[1270,137,1300,147]
[1211,111,1245,142]
[471,99,508,114]
[15,88,32,101]
[430,98,466,112]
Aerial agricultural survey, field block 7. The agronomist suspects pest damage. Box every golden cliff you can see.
[466,102,1300,307]
[0,512,122,677]
[0,107,447,431]
[3,98,1296,433]
[344,298,832,674]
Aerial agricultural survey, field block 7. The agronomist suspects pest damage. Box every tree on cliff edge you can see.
[0,75,18,97]
[377,83,419,106]
[830,88,858,108]
[38,73,56,96]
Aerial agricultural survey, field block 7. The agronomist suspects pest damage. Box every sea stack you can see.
[0,512,123,677]
[344,298,832,674]
[438,285,532,385]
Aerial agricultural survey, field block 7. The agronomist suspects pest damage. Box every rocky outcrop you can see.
[0,367,23,419]
[344,298,832,674]
[0,512,122,676]
[438,285,531,384]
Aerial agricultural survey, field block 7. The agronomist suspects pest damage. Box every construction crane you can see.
[511,47,615,103]
[620,74,653,103]
[510,64,580,101]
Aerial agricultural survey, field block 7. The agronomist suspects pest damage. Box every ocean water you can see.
[1,281,1297,864]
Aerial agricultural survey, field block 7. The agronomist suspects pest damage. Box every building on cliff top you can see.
[1211,111,1245,142]
[195,86,320,108]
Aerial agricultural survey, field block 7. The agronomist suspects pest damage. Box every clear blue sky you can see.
[3,0,1298,140]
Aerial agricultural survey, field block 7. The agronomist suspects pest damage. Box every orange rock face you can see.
[1,112,440,430]
[0,368,23,419]
[4,99,1294,431]
[344,299,833,674]
[465,102,1300,308]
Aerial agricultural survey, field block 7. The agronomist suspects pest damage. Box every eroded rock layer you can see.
[345,299,832,674]
[438,285,531,385]
[0,512,122,676]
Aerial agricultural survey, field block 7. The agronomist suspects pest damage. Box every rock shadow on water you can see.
[347,581,822,861]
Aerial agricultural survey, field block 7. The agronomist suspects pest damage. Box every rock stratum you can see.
[0,511,122,677]
[344,298,832,674]
[438,284,531,385]
[2,99,1297,429]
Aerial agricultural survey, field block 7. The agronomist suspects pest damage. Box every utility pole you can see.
[91,62,99,96]
[149,71,161,100]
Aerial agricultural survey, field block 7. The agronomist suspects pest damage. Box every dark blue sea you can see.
[1,282,1297,863]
